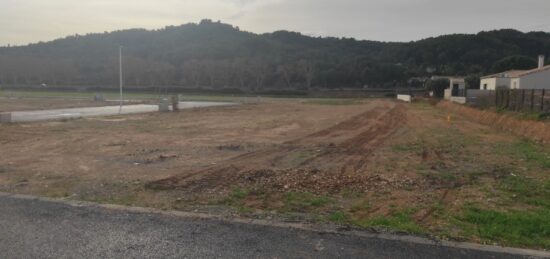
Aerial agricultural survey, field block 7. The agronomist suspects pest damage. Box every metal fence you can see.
[494,89,549,112]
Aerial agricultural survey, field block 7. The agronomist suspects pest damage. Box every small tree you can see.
[426,78,449,98]
[491,55,537,73]
[465,74,481,90]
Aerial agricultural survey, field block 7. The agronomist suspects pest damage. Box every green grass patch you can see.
[353,208,425,234]
[460,206,550,248]
[231,187,250,199]
[283,192,332,212]
[494,108,550,122]
[391,142,423,152]
[495,139,550,169]
[219,187,251,206]
[513,140,550,169]
[499,175,550,207]
[328,211,349,223]
[518,111,550,121]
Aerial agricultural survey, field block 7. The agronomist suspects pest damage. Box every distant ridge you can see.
[0,20,549,90]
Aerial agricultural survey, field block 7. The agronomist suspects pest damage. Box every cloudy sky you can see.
[1,0,550,46]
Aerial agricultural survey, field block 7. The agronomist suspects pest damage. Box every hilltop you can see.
[0,19,549,90]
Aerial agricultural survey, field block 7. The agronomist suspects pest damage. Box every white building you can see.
[510,65,550,89]
[480,55,550,90]
[479,70,522,90]
[434,76,466,99]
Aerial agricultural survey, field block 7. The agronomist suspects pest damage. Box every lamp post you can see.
[119,45,123,114]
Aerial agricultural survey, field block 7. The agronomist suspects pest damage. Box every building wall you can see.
[480,77,512,90]
[496,77,512,89]
[444,89,452,100]
[480,78,496,90]
[517,69,550,89]
[511,78,520,89]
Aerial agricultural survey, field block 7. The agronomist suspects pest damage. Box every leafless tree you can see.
[249,58,270,91]
[299,59,315,90]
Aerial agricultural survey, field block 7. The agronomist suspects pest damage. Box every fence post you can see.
[506,89,512,109]
[542,89,546,112]
[530,89,535,111]
[516,90,521,111]
[519,89,525,111]
[514,90,519,111]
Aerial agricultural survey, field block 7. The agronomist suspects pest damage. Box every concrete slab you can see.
[5,101,238,123]
[397,94,413,103]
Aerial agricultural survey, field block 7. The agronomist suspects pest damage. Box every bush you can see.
[426,79,449,98]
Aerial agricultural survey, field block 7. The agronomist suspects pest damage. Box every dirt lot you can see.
[0,98,549,249]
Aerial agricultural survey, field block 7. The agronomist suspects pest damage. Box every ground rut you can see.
[146,101,408,194]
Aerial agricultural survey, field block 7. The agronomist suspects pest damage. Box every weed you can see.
[219,187,250,206]
[391,142,422,152]
[354,208,425,234]
[328,211,348,223]
[236,206,254,213]
[499,175,550,207]
[283,192,332,212]
[430,202,447,219]
[514,140,550,168]
[460,206,550,249]
[496,140,550,169]
[231,187,249,200]
[349,199,371,213]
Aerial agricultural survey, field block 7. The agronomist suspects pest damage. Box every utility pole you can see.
[119,45,123,114]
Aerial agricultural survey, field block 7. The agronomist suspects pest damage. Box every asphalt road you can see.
[0,194,545,259]
[6,101,237,122]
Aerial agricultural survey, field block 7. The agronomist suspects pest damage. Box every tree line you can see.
[0,20,549,91]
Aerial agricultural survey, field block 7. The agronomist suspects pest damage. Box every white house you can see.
[510,65,550,89]
[479,70,522,90]
[480,55,550,90]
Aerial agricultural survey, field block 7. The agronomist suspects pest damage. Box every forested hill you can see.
[1,19,549,90]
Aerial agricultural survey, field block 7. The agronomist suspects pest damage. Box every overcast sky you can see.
[1,0,550,46]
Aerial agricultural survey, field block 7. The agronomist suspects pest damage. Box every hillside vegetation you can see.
[0,19,549,91]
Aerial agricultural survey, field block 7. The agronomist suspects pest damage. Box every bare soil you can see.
[0,100,374,198]
[1,98,549,248]
[147,101,410,196]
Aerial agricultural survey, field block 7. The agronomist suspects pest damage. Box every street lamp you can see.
[119,45,123,114]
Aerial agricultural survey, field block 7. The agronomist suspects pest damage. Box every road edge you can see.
[1,191,548,258]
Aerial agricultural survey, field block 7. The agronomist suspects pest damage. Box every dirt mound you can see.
[146,102,409,196]
[438,101,550,143]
